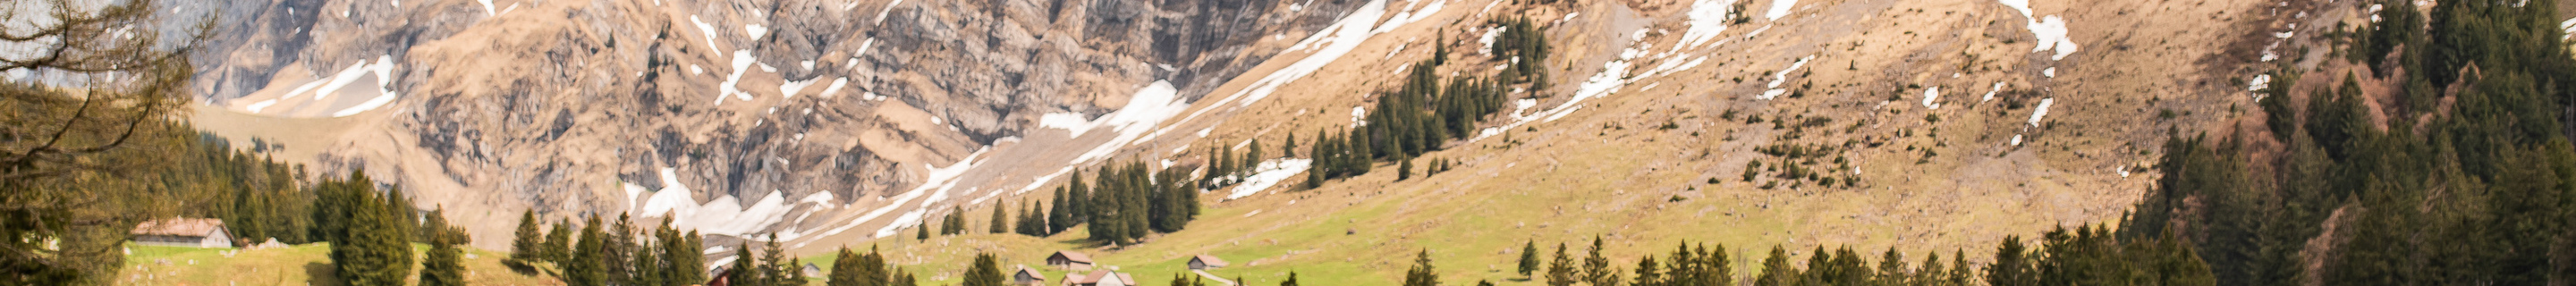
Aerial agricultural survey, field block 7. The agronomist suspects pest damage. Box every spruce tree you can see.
[1547,243,1578,286]
[663,228,708,286]
[510,210,546,266]
[568,215,607,286]
[1050,187,1074,233]
[990,203,1011,234]
[962,253,1006,286]
[420,210,469,286]
[1520,240,1541,277]
[729,241,765,286]
[1583,237,1618,286]
[1630,256,1661,286]
[1281,271,1301,286]
[546,218,575,264]
[1403,250,1440,286]
[916,221,930,240]
[761,234,795,286]
[1753,247,1792,286]
[608,214,640,285]
[1399,157,1415,181]
[1986,236,2031,286]
[331,181,415,286]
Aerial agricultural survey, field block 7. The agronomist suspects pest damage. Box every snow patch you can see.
[873,0,906,24]
[1767,0,1799,20]
[1148,0,1404,141]
[716,49,760,105]
[1756,55,1815,100]
[691,16,723,53]
[1681,0,1734,48]
[1068,80,1191,164]
[780,78,819,98]
[1981,82,2006,102]
[1921,87,1941,109]
[744,24,768,39]
[1227,158,1315,199]
[1039,113,1102,137]
[2027,98,2055,127]
[818,77,850,98]
[633,168,796,237]
[2248,74,2272,92]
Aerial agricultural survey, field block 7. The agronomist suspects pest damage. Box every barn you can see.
[1046,250,1095,270]
[1188,255,1229,270]
[130,218,233,248]
[1014,266,1047,285]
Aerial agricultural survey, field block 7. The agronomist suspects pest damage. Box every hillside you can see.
[157,0,2576,283]
[776,0,2360,283]
[116,244,556,286]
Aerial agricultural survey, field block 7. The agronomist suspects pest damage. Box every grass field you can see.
[119,243,562,286]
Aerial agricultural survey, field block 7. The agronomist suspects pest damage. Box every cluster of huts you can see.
[1017,251,1228,286]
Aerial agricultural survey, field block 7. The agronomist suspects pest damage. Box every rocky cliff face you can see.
[180,0,1362,248]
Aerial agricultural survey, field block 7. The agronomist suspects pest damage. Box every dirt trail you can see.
[1192,269,1238,286]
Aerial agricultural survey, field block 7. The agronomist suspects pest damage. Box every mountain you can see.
[175,0,2468,273]
[180,0,1368,249]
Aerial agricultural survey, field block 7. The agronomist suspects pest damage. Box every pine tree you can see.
[1403,250,1441,286]
[634,231,666,286]
[917,221,930,240]
[420,210,469,286]
[762,234,795,286]
[331,179,415,286]
[1913,251,1945,286]
[962,253,1006,286]
[1583,237,1619,286]
[990,203,1011,234]
[1520,240,1542,277]
[1547,243,1579,286]
[1399,157,1415,181]
[1630,256,1661,286]
[607,214,640,285]
[730,241,765,286]
[1050,187,1074,233]
[546,218,575,264]
[892,268,919,286]
[1284,133,1299,157]
[663,228,708,286]
[510,210,546,266]
[1874,248,1906,286]
[1753,247,1792,286]
[1281,271,1301,286]
[568,215,608,286]
[1986,236,2031,286]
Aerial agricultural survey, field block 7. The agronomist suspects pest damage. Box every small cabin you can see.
[130,218,233,248]
[1188,255,1229,270]
[1046,251,1095,270]
[1063,269,1133,286]
[1014,266,1047,285]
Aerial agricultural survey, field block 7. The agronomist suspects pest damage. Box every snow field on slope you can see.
[1228,158,1316,199]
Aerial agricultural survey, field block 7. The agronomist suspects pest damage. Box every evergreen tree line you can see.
[1201,139,1274,189]
[1428,231,2201,286]
[826,247,921,286]
[167,134,318,245]
[316,170,419,285]
[506,211,711,286]
[723,234,809,286]
[1491,16,1554,90]
[2133,0,2576,284]
[1301,18,1544,189]
[1040,161,1199,246]
[904,159,1204,247]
